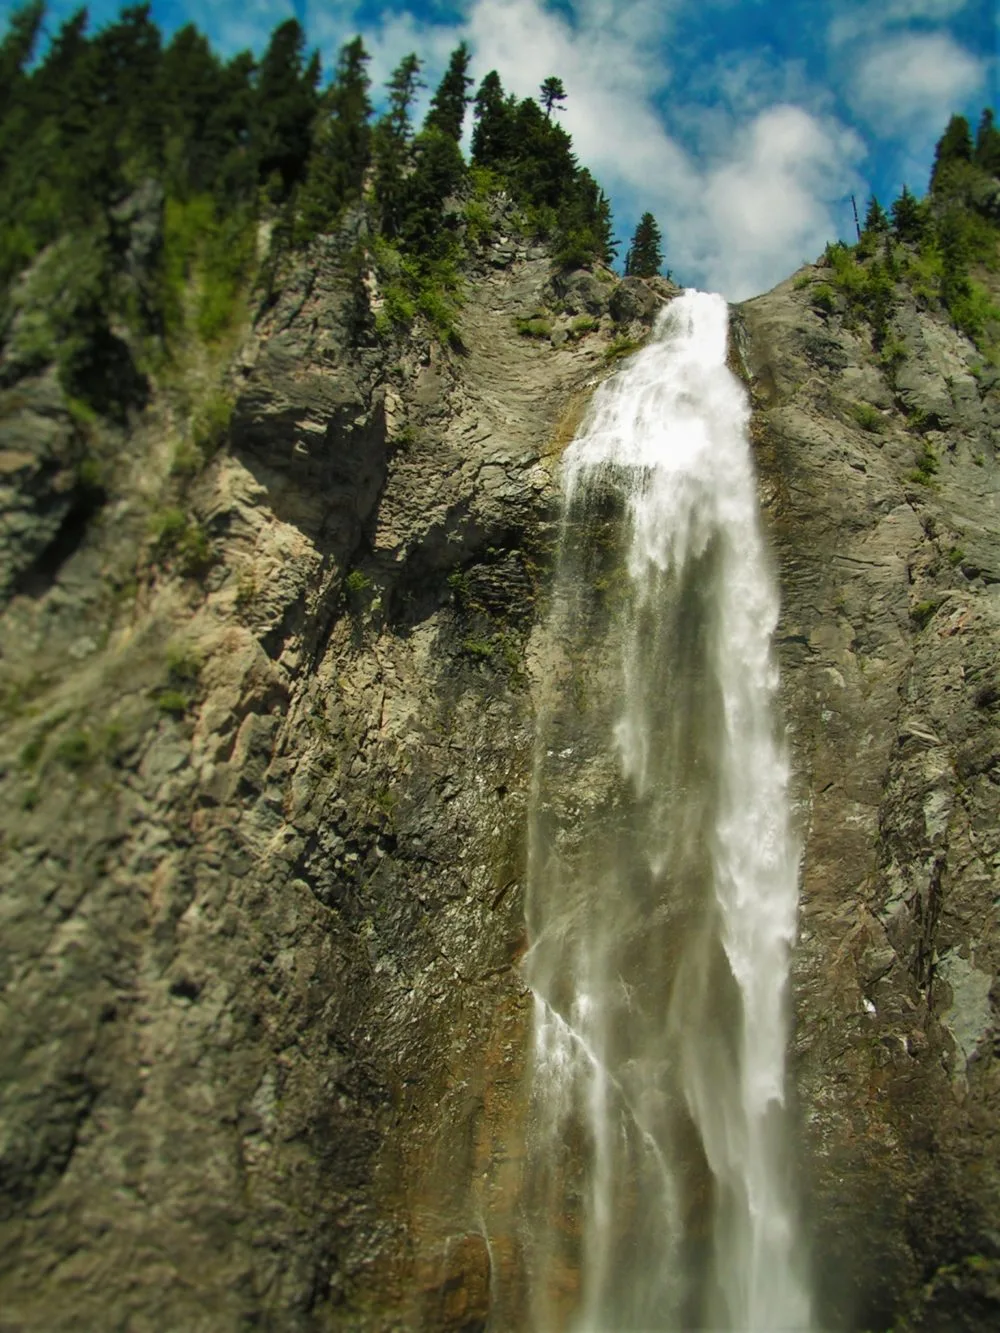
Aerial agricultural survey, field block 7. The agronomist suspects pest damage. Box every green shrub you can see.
[911,600,938,628]
[605,332,644,363]
[909,443,940,483]
[192,392,233,457]
[569,314,600,337]
[161,195,255,346]
[851,402,885,433]
[345,570,371,595]
[155,689,189,717]
[149,508,213,576]
[461,636,493,659]
[516,317,553,338]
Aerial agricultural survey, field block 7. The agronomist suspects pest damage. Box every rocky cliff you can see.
[0,209,997,1331]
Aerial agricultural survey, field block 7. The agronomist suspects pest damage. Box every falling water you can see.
[522,291,811,1331]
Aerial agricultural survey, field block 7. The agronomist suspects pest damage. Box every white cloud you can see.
[460,0,864,298]
[691,106,865,299]
[849,31,985,138]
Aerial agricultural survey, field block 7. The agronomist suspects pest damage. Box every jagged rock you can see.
[609,275,660,324]
[551,267,609,316]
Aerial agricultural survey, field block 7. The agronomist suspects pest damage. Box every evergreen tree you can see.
[252,18,320,198]
[0,0,43,121]
[160,25,226,195]
[371,53,422,235]
[539,76,567,119]
[974,106,1000,176]
[471,70,515,168]
[863,195,889,233]
[624,212,663,277]
[398,129,466,259]
[298,36,372,237]
[930,113,973,192]
[424,42,472,141]
[891,185,924,243]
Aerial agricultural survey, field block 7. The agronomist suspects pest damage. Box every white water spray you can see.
[522,291,811,1330]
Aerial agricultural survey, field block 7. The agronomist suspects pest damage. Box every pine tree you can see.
[930,113,973,192]
[0,0,43,121]
[253,18,320,198]
[539,76,567,119]
[890,185,925,243]
[372,53,422,235]
[297,36,372,238]
[974,106,1000,176]
[624,212,663,277]
[424,43,472,141]
[471,70,515,168]
[864,196,889,233]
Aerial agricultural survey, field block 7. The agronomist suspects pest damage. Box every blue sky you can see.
[4,0,997,298]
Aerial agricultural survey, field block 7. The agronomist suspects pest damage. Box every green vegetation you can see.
[815,108,1000,366]
[909,442,940,485]
[605,332,645,363]
[911,600,939,628]
[153,640,201,716]
[149,507,213,576]
[624,212,664,277]
[0,3,617,403]
[851,402,885,433]
[516,316,554,338]
[344,569,371,595]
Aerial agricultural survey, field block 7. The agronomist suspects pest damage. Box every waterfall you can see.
[522,290,811,1331]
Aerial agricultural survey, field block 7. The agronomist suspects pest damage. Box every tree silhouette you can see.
[624,212,663,277]
[539,76,567,119]
[425,42,472,141]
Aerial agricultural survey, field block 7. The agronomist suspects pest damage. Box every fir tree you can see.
[931,113,973,192]
[539,76,567,119]
[253,18,320,198]
[890,185,925,243]
[974,106,1000,176]
[0,0,43,121]
[424,42,472,141]
[471,70,515,168]
[298,36,372,237]
[863,196,889,233]
[372,53,422,235]
[624,212,663,277]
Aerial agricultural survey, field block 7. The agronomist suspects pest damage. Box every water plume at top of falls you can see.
[521,290,812,1331]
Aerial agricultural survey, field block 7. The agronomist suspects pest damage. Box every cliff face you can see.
[741,271,1000,1331]
[0,212,997,1331]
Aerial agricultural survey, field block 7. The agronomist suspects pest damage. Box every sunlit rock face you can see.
[1,202,999,1333]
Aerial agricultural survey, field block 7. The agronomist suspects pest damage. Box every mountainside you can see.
[2,131,1000,1333]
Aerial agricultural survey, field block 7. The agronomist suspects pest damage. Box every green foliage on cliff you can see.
[0,2,619,395]
[818,107,1000,361]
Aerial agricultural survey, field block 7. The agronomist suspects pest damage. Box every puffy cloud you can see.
[461,0,864,298]
[847,31,985,139]
[688,106,865,299]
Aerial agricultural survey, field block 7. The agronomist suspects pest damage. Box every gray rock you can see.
[609,276,660,324]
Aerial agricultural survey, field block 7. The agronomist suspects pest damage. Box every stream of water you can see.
[522,290,811,1331]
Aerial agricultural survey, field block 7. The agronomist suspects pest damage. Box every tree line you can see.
[0,3,627,289]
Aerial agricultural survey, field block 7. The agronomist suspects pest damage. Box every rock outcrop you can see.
[0,209,998,1332]
[741,267,1000,1330]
